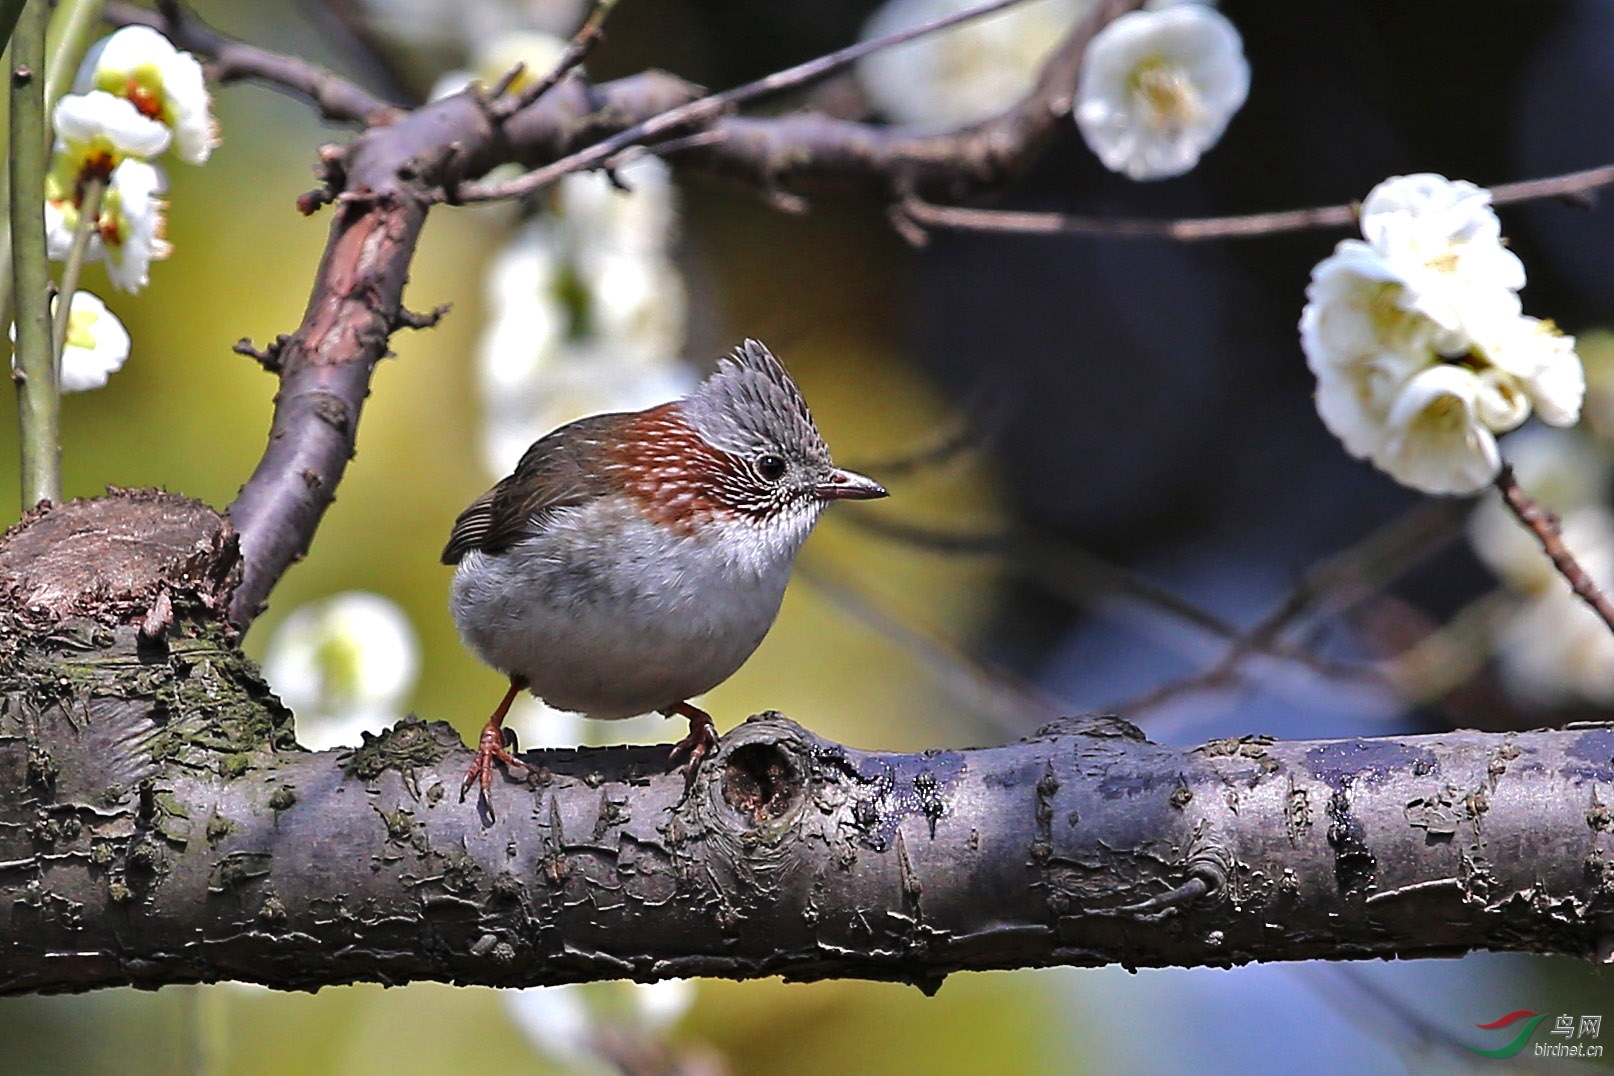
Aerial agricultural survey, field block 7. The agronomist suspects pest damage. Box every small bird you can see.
[443,339,887,806]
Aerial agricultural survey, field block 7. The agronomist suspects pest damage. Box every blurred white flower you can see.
[261,592,420,751]
[57,292,131,391]
[1302,173,1586,495]
[1302,242,1439,461]
[427,29,569,102]
[1497,580,1614,708]
[7,291,130,393]
[1469,426,1612,592]
[1373,364,1504,496]
[502,696,586,751]
[75,25,217,165]
[858,0,1091,128]
[1493,506,1614,708]
[51,90,172,162]
[1466,425,1614,707]
[505,979,696,1074]
[505,986,605,1074]
[1357,174,1524,342]
[357,0,584,53]
[632,979,696,1030]
[1472,314,1584,428]
[558,160,679,263]
[45,132,172,294]
[96,160,172,293]
[1074,2,1249,180]
[476,156,692,477]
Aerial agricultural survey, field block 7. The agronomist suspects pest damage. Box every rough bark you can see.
[1,493,1610,996]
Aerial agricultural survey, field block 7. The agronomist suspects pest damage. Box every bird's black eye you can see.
[757,454,787,481]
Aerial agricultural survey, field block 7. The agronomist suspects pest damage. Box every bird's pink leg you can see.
[663,701,720,767]
[462,677,533,813]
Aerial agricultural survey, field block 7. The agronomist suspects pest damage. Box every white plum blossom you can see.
[50,90,171,167]
[75,25,217,165]
[56,292,131,391]
[1357,174,1526,342]
[48,159,171,293]
[101,161,170,288]
[1472,313,1585,428]
[1074,2,1250,180]
[1302,241,1442,461]
[476,155,692,477]
[8,291,130,392]
[1302,173,1586,495]
[260,592,421,751]
[1373,364,1504,497]
[97,160,171,293]
[858,0,1091,127]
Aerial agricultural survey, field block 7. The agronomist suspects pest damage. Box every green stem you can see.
[10,0,57,511]
[0,0,106,334]
[43,0,104,103]
[50,173,101,366]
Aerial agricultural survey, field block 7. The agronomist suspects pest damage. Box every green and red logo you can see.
[1464,1010,1550,1059]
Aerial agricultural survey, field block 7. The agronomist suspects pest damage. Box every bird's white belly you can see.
[449,499,803,719]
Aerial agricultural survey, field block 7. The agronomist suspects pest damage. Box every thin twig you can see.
[491,0,619,120]
[10,0,59,511]
[898,162,1614,242]
[1495,465,1614,637]
[50,175,103,366]
[454,0,1035,204]
[847,513,1363,682]
[797,556,1060,736]
[901,195,1360,241]
[1112,499,1472,719]
[104,1,398,126]
[841,399,997,478]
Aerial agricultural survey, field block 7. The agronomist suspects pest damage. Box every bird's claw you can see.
[668,711,720,770]
[461,720,533,816]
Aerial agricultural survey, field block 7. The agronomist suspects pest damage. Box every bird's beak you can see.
[817,467,888,501]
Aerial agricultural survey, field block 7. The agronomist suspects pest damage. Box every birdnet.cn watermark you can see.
[1464,1011,1604,1059]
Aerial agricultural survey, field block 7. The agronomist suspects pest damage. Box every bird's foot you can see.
[665,702,720,769]
[461,720,533,816]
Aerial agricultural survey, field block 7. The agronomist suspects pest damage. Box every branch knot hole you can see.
[720,742,802,829]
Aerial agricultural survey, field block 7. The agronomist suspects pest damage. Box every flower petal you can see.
[1377,364,1502,494]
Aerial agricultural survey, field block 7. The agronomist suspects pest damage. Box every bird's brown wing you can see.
[441,412,631,564]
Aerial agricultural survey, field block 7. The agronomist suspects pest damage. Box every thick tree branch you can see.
[1,494,1612,995]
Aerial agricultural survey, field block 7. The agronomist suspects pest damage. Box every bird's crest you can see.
[680,340,828,462]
